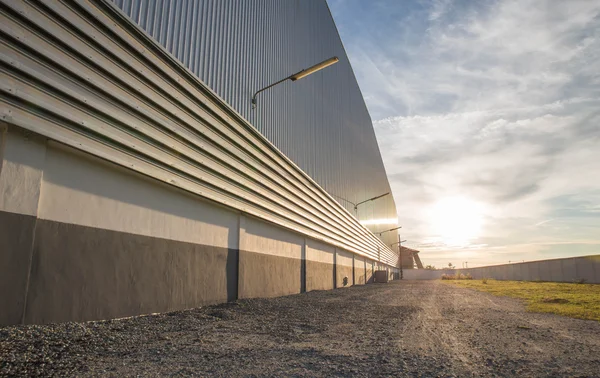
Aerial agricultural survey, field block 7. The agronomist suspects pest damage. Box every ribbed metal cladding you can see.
[112,0,399,248]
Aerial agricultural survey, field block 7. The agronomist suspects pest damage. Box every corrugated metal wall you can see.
[112,0,398,247]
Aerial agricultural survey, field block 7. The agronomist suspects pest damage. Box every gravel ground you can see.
[2,280,600,377]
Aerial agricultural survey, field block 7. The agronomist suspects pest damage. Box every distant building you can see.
[400,246,423,269]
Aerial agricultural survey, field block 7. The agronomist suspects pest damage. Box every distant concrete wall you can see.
[403,269,453,280]
[0,127,397,325]
[403,256,600,284]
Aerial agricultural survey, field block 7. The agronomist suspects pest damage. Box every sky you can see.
[328,0,600,268]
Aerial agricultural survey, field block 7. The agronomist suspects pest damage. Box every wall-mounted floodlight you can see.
[330,191,390,215]
[377,226,401,237]
[390,239,407,248]
[251,56,339,109]
[354,192,390,212]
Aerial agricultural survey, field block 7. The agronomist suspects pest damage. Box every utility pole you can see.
[390,235,406,280]
[398,234,403,280]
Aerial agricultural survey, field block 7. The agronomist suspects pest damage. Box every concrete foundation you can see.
[335,249,354,288]
[25,220,237,324]
[354,255,366,285]
[238,216,303,299]
[0,127,398,325]
[0,211,36,325]
[0,128,46,325]
[238,250,302,299]
[305,239,335,291]
[366,259,375,283]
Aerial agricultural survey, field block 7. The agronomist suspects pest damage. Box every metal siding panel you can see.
[109,0,399,261]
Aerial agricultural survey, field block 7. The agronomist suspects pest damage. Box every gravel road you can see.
[2,280,599,377]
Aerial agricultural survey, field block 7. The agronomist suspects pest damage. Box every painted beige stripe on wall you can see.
[0,130,46,217]
[37,143,238,250]
[336,249,354,268]
[306,239,334,264]
[241,215,303,260]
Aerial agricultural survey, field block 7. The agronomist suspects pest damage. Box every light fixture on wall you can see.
[251,57,339,109]
[377,225,401,237]
[331,192,390,214]
[354,192,390,212]
[390,239,407,248]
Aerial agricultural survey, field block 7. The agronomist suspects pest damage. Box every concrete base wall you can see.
[0,128,46,325]
[354,255,366,285]
[335,249,354,288]
[305,239,334,291]
[0,211,36,325]
[403,256,600,284]
[366,259,375,284]
[306,260,335,291]
[25,220,238,324]
[238,215,303,299]
[238,250,302,299]
[0,127,398,325]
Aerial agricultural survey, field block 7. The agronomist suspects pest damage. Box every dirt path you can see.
[2,280,599,377]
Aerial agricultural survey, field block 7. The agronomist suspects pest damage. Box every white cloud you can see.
[330,0,600,267]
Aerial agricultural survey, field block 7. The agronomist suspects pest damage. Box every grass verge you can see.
[444,279,600,321]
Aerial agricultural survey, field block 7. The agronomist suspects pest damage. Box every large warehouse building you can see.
[0,0,400,325]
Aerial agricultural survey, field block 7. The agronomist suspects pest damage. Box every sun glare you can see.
[428,196,484,247]
[360,218,398,226]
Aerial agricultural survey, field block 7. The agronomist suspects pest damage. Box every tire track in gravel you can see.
[399,281,487,377]
[2,280,600,377]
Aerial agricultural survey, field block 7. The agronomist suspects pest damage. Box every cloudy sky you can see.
[329,0,600,268]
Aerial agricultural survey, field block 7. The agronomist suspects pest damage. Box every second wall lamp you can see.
[252,57,339,109]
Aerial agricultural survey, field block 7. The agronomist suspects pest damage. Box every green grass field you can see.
[445,280,600,321]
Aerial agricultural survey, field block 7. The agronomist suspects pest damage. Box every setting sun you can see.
[428,197,484,247]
